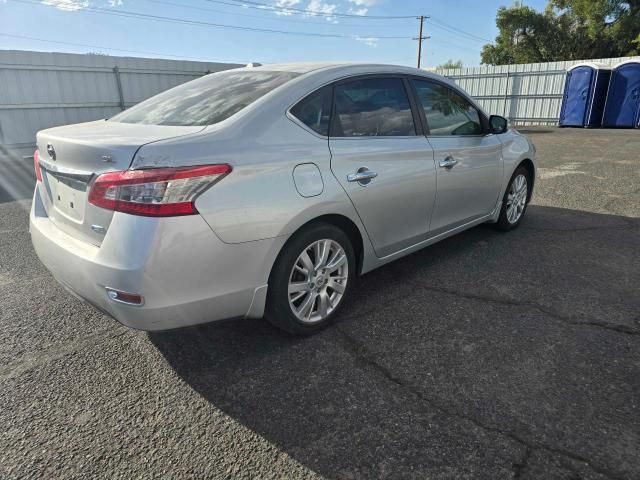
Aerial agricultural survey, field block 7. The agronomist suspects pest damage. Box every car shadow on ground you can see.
[149,206,640,479]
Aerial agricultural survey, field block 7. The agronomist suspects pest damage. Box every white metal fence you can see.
[0,50,241,157]
[2,50,639,158]
[434,55,640,126]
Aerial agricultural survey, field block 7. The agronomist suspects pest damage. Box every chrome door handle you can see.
[347,167,378,186]
[439,156,458,169]
[347,171,378,182]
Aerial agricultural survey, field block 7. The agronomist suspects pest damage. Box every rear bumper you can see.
[29,187,284,331]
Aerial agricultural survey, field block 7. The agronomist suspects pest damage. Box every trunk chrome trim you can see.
[39,158,95,180]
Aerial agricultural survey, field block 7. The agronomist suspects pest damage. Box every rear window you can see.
[109,70,300,126]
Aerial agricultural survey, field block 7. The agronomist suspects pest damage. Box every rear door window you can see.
[332,77,416,137]
[110,70,300,126]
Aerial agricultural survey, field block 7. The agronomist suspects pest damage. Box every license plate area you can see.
[46,172,89,222]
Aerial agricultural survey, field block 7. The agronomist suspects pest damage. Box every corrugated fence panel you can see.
[4,50,640,155]
[0,50,241,155]
[435,55,640,126]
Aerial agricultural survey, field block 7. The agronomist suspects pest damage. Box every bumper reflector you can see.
[106,288,144,306]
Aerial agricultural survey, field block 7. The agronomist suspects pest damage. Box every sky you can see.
[0,0,548,68]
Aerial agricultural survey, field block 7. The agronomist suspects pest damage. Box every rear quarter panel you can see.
[132,99,376,267]
[192,117,366,245]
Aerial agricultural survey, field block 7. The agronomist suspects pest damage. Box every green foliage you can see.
[481,0,640,65]
[437,59,464,70]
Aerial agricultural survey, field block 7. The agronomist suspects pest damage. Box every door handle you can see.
[347,167,378,186]
[439,156,458,169]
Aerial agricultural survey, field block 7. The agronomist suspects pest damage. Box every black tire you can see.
[265,222,356,335]
[494,166,531,231]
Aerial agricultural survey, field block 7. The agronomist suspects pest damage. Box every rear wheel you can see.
[265,223,355,335]
[495,166,530,231]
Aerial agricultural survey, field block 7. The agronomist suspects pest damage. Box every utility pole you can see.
[414,15,431,69]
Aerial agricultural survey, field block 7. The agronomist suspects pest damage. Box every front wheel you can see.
[265,223,355,335]
[494,166,531,231]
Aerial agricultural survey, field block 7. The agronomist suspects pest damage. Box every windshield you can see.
[109,70,300,126]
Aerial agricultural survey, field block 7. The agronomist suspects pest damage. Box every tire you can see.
[494,166,531,231]
[265,223,356,335]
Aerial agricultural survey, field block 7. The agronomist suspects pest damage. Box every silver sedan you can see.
[30,62,536,335]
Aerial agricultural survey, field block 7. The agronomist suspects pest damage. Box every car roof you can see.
[241,62,353,73]
[233,61,443,78]
[231,62,457,90]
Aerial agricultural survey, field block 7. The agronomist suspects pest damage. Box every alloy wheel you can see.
[506,174,528,224]
[287,239,349,324]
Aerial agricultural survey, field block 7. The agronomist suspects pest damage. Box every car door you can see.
[329,76,437,258]
[410,78,503,234]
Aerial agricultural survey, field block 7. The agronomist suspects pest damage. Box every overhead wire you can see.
[429,17,493,43]
[6,0,495,60]
[0,32,245,62]
[142,0,412,28]
[9,0,412,40]
[211,0,416,19]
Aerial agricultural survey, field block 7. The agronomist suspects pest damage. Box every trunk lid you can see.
[36,120,204,245]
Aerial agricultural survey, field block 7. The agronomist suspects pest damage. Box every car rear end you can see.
[30,121,262,330]
[29,66,318,330]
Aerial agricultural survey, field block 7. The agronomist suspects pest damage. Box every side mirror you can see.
[489,115,508,134]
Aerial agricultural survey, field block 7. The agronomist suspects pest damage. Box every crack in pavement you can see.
[339,287,418,324]
[405,281,640,338]
[334,326,625,480]
[512,447,532,479]
[0,328,128,381]
[602,190,640,217]
[0,274,50,288]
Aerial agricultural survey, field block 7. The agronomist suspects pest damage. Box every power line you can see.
[10,0,412,40]
[428,37,484,55]
[0,32,244,62]
[429,17,492,43]
[223,1,494,46]
[6,0,493,64]
[143,0,409,28]
[212,0,415,19]
[0,30,482,69]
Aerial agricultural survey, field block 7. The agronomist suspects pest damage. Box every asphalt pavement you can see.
[0,128,639,479]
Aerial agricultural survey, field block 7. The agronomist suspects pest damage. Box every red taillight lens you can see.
[88,164,231,217]
[34,149,43,182]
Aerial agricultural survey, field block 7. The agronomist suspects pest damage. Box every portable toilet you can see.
[559,62,612,127]
[602,60,640,128]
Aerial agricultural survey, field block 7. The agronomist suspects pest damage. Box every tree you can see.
[481,0,640,65]
[437,59,464,70]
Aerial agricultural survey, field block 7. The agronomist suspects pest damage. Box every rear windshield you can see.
[109,70,300,126]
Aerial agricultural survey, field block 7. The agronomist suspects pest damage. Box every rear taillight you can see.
[88,164,231,217]
[34,149,43,182]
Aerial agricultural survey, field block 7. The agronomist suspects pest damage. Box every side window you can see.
[332,78,416,137]
[412,79,483,136]
[290,86,332,136]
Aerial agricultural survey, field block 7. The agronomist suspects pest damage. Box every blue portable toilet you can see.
[559,62,612,127]
[602,60,640,128]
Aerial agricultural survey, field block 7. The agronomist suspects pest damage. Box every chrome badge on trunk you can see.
[46,143,56,161]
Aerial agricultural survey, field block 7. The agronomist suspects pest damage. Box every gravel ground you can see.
[0,127,639,479]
